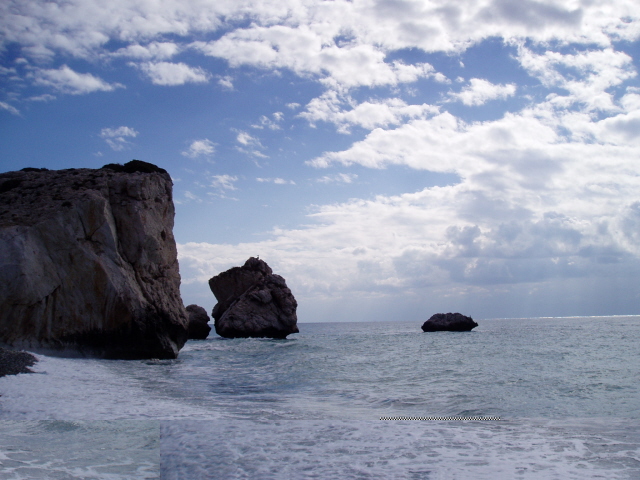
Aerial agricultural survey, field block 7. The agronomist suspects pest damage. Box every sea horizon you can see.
[295,313,640,323]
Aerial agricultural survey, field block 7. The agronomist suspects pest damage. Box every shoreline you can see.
[0,347,37,377]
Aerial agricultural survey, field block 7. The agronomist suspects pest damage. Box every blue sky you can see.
[2,0,640,321]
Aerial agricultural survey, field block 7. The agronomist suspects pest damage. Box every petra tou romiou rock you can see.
[0,160,189,359]
[208,257,299,339]
[186,304,211,340]
[421,312,478,332]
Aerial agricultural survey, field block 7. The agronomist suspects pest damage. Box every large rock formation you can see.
[421,313,478,332]
[0,160,188,359]
[208,257,298,339]
[186,304,211,340]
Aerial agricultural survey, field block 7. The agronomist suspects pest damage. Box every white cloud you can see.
[317,173,358,184]
[0,0,230,60]
[307,112,470,170]
[182,139,216,158]
[615,202,640,256]
[27,94,56,102]
[112,42,179,60]
[300,90,439,133]
[99,126,139,151]
[477,0,583,31]
[517,46,636,112]
[0,66,16,75]
[257,177,295,185]
[449,78,517,106]
[597,112,640,145]
[210,174,238,191]
[5,0,640,109]
[252,112,284,130]
[2,0,635,65]
[180,147,640,313]
[234,130,269,159]
[5,0,640,318]
[174,90,637,309]
[184,1,639,98]
[32,65,122,94]
[4,0,639,69]
[197,30,444,90]
[183,191,202,203]
[237,148,268,159]
[0,101,20,115]
[236,131,261,147]
[137,62,209,86]
[218,75,234,90]
[100,126,138,138]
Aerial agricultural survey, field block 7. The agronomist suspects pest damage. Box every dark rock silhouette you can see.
[208,257,298,339]
[0,160,188,359]
[421,313,478,332]
[186,304,212,340]
[0,347,37,377]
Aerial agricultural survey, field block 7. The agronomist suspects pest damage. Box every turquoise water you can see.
[1,317,639,478]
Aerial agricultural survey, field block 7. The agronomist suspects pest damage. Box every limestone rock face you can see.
[0,161,188,359]
[186,304,211,340]
[421,312,478,332]
[208,257,298,339]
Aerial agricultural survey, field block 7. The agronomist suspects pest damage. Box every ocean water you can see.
[0,316,639,479]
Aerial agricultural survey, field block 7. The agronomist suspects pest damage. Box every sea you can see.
[0,316,639,479]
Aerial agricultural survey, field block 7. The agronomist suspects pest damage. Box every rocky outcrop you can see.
[186,304,211,340]
[421,312,478,332]
[0,347,37,377]
[0,160,188,359]
[208,257,298,339]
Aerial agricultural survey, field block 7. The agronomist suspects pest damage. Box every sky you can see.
[1,0,640,322]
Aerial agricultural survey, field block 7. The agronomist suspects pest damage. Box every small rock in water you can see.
[208,257,298,339]
[0,347,37,377]
[421,312,478,332]
[186,304,212,340]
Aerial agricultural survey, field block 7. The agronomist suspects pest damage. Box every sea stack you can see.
[0,160,188,359]
[208,257,298,339]
[186,304,212,340]
[421,312,478,332]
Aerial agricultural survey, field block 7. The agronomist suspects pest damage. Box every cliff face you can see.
[0,161,188,359]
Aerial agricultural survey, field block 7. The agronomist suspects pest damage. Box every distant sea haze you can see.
[1,317,639,479]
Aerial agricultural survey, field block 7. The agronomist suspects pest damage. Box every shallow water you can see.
[1,317,639,478]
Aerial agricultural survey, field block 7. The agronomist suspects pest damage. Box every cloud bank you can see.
[3,0,640,319]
